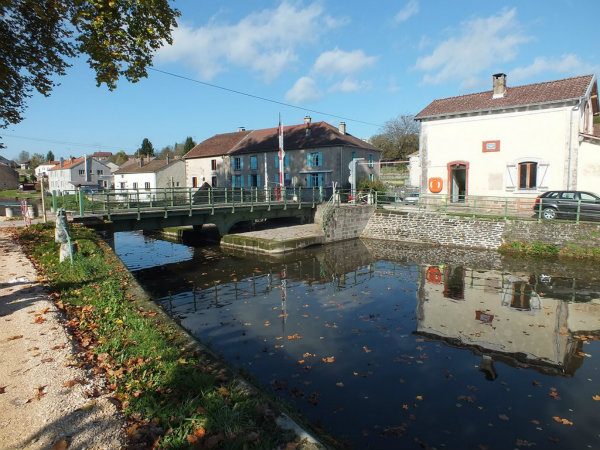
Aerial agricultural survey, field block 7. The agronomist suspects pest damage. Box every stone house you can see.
[0,163,19,190]
[184,118,381,190]
[113,157,185,198]
[47,156,112,193]
[414,73,600,201]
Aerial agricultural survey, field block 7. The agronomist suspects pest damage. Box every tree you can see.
[110,150,129,166]
[0,0,179,145]
[46,150,55,162]
[370,115,420,161]
[18,150,30,163]
[183,136,196,154]
[157,145,174,160]
[137,138,154,157]
[29,153,45,169]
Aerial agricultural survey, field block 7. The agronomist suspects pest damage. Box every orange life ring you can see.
[428,177,443,193]
[426,266,442,284]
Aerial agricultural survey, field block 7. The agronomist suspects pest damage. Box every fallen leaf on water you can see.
[297,360,305,365]
[498,414,509,421]
[416,395,423,401]
[322,356,335,363]
[402,404,408,410]
[336,382,344,387]
[7,335,23,341]
[593,395,600,401]
[363,345,372,353]
[287,334,301,340]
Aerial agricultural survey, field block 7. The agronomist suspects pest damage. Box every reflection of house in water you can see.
[416,266,600,377]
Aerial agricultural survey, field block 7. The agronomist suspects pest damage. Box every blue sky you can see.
[1,0,599,161]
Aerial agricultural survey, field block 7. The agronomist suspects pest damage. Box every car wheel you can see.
[542,207,557,220]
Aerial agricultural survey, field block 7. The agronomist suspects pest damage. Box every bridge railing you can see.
[51,186,326,216]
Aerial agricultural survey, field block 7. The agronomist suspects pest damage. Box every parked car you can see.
[533,190,600,220]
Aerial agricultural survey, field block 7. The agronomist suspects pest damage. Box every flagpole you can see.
[278,113,285,192]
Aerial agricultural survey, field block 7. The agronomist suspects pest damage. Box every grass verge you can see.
[15,223,301,450]
[499,240,600,261]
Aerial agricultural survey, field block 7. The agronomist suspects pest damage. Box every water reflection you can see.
[114,233,600,450]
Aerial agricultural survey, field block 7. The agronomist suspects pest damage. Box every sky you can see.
[1,0,599,161]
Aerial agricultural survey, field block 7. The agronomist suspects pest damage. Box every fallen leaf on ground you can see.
[7,335,23,341]
[0,386,5,394]
[51,439,69,450]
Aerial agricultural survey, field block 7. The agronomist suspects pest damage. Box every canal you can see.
[114,231,600,450]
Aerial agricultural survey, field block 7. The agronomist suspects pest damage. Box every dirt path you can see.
[0,227,125,450]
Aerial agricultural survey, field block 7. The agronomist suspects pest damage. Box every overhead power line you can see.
[0,133,134,152]
[148,68,383,128]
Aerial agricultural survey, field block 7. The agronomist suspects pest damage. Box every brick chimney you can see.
[492,73,507,99]
[304,116,311,124]
[238,126,246,132]
[338,122,346,135]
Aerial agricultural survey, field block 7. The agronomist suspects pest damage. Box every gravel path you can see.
[0,227,125,450]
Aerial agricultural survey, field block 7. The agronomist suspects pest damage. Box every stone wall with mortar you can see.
[361,210,600,250]
[315,204,375,243]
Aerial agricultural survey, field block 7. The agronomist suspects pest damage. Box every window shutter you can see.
[248,175,251,186]
[257,174,261,187]
[318,152,323,167]
[275,174,280,185]
[537,163,549,189]
[274,154,279,169]
[285,154,289,168]
[306,153,311,168]
[505,164,517,191]
[240,157,244,170]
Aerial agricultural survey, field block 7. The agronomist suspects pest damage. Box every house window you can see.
[132,182,138,189]
[307,152,322,168]
[443,266,465,300]
[307,173,323,187]
[233,157,243,171]
[518,162,537,189]
[120,182,126,189]
[248,174,261,187]
[97,169,103,175]
[211,176,217,187]
[351,151,356,160]
[369,154,374,168]
[369,173,374,182]
[79,169,84,175]
[211,159,217,171]
[250,156,258,170]
[192,177,198,188]
[232,174,243,187]
[284,173,291,186]
[275,154,289,169]
[144,182,150,190]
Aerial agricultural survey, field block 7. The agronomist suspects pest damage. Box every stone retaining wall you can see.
[316,204,374,243]
[361,209,600,250]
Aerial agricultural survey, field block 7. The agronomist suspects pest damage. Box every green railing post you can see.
[52,190,57,212]
[250,187,254,212]
[298,186,302,209]
[576,199,581,224]
[225,188,228,204]
[164,187,168,218]
[283,187,287,210]
[504,198,508,220]
[188,187,193,216]
[319,186,323,203]
[538,198,543,222]
[374,190,378,206]
[171,186,175,207]
[78,189,84,216]
[106,191,112,220]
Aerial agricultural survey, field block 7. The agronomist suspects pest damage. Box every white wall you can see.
[185,157,221,187]
[420,105,580,197]
[576,138,600,193]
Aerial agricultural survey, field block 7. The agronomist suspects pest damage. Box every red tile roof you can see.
[185,121,379,159]
[49,157,85,171]
[114,159,181,174]
[416,75,595,119]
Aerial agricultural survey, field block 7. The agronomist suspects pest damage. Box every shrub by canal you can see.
[15,224,304,450]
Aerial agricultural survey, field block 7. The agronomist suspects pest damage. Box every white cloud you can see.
[328,78,372,93]
[156,2,341,82]
[312,48,378,77]
[510,54,599,82]
[395,0,419,22]
[285,77,322,103]
[414,8,531,89]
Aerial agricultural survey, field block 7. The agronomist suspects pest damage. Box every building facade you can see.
[113,158,185,197]
[414,74,600,201]
[185,119,381,191]
[47,156,111,193]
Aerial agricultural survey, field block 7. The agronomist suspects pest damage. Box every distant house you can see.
[113,158,185,197]
[20,161,30,170]
[0,163,19,190]
[0,155,17,168]
[184,118,381,190]
[414,73,600,200]
[47,156,111,193]
[91,151,113,161]
[35,161,58,179]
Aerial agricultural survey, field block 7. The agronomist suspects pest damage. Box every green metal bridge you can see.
[53,186,326,233]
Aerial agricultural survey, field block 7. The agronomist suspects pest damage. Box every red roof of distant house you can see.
[49,157,85,171]
[92,152,113,157]
[114,158,181,174]
[416,74,596,119]
[185,121,379,159]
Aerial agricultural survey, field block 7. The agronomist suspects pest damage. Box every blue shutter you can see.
[257,174,261,187]
[275,174,280,185]
[306,153,311,168]
[318,152,323,167]
[274,154,279,169]
[248,175,251,186]
[306,175,311,187]
[240,157,244,169]
[318,173,323,186]
[284,154,290,168]
[352,151,356,160]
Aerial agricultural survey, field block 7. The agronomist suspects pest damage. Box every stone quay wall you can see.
[315,204,375,243]
[361,209,600,250]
